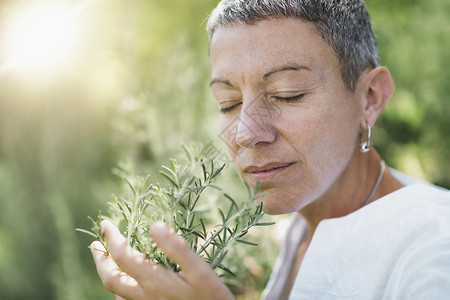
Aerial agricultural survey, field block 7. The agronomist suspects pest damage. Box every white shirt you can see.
[262,183,450,299]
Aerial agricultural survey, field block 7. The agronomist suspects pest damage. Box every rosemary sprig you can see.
[77,144,274,278]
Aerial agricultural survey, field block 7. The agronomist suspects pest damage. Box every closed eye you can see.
[272,94,305,103]
[219,103,242,114]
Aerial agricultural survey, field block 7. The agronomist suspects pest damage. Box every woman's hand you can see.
[91,220,235,300]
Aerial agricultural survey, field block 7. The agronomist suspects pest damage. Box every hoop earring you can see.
[360,122,371,153]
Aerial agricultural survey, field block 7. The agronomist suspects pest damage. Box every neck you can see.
[299,149,404,234]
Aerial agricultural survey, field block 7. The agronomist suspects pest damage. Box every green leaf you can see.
[218,265,236,277]
[255,221,276,226]
[209,184,222,191]
[236,239,258,246]
[218,208,226,223]
[75,228,100,239]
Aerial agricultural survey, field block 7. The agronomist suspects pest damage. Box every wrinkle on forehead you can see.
[210,18,340,91]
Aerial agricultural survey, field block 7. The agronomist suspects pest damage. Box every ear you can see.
[358,66,394,129]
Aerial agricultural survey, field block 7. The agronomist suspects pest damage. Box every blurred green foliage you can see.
[0,0,448,299]
[367,0,450,186]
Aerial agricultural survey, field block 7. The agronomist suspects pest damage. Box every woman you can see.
[91,1,450,299]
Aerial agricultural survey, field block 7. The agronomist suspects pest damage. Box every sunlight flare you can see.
[1,1,93,76]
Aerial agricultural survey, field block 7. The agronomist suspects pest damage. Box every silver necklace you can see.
[362,160,385,207]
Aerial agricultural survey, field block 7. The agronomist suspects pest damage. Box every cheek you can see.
[279,101,360,185]
[284,99,359,154]
[311,114,357,159]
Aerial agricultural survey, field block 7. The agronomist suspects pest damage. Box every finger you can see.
[150,222,214,282]
[150,222,234,299]
[91,241,143,299]
[116,296,127,300]
[101,220,195,298]
[101,220,151,282]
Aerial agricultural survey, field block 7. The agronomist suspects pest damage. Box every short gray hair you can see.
[206,0,379,91]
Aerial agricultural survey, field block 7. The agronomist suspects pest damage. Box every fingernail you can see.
[90,241,102,252]
[100,220,109,237]
[151,221,169,242]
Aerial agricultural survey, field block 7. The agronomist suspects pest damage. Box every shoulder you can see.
[316,183,450,239]
[358,183,450,245]
[381,183,450,232]
[382,183,450,249]
[291,184,450,298]
[379,184,450,298]
[382,186,450,297]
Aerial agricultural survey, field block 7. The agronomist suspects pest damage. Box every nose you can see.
[235,94,278,148]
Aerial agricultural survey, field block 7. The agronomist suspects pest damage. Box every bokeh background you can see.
[0,0,448,299]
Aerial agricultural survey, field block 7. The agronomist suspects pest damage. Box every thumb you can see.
[150,221,211,281]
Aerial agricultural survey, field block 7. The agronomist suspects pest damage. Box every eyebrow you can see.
[209,64,310,87]
[263,64,310,80]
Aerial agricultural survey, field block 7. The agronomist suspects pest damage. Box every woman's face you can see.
[209,18,363,215]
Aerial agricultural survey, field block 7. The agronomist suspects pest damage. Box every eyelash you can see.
[219,103,241,114]
[272,94,305,103]
[219,94,305,114]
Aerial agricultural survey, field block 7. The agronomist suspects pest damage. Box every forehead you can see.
[209,18,339,80]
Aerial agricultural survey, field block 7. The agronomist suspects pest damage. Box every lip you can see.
[244,162,294,182]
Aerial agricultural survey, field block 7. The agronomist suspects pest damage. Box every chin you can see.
[257,188,305,215]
